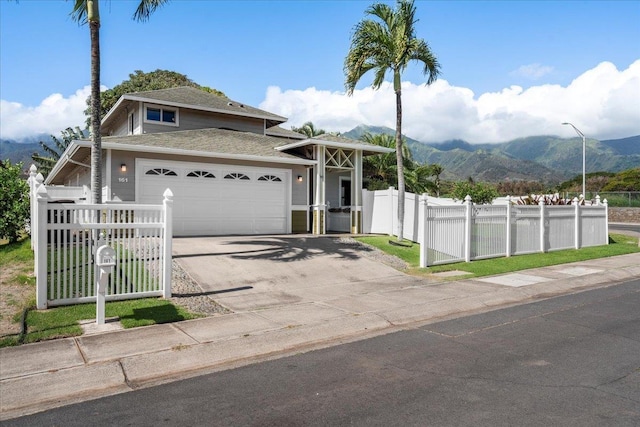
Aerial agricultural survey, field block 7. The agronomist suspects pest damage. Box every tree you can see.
[87,69,226,126]
[430,163,443,197]
[602,167,640,191]
[291,122,326,138]
[361,132,398,188]
[32,126,86,178]
[360,132,411,190]
[70,0,169,203]
[451,181,499,205]
[0,161,30,243]
[345,0,439,241]
[405,162,436,195]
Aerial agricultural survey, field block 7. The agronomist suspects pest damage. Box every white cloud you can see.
[3,61,639,145]
[0,86,92,140]
[511,63,554,80]
[261,60,640,143]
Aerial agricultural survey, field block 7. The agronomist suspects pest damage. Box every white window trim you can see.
[338,176,351,207]
[143,103,179,127]
[128,111,135,135]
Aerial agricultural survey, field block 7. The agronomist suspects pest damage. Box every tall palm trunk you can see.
[88,0,101,204]
[394,72,405,242]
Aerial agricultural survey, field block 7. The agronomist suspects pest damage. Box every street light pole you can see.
[562,122,586,198]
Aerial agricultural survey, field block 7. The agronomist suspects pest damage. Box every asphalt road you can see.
[609,222,640,237]
[7,279,640,427]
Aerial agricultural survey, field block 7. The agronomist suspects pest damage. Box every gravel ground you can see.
[168,260,231,316]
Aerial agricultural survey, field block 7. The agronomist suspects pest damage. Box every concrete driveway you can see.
[172,235,418,312]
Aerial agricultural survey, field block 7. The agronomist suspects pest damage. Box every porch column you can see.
[351,150,363,234]
[312,146,326,234]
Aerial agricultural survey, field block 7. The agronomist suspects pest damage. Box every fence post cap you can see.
[36,184,49,198]
[163,188,174,200]
[36,173,44,184]
[572,197,579,203]
[29,164,37,174]
[464,195,472,203]
[603,198,608,206]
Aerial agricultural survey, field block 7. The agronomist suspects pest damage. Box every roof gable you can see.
[102,86,287,127]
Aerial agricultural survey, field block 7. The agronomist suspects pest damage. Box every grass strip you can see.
[355,233,640,277]
[0,298,201,347]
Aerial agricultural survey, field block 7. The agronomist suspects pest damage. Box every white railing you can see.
[28,167,173,309]
[362,189,609,267]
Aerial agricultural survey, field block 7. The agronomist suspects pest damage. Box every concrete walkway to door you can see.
[172,235,420,312]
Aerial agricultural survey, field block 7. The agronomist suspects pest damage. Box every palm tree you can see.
[405,162,437,195]
[430,163,443,197]
[360,132,411,189]
[32,126,86,178]
[70,0,169,203]
[361,133,397,187]
[291,121,326,138]
[345,0,439,241]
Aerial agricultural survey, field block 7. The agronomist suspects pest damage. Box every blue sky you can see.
[1,0,639,143]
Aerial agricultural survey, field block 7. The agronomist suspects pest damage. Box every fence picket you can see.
[363,189,609,268]
[31,188,171,308]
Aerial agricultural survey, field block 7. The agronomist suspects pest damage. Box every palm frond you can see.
[133,0,170,22]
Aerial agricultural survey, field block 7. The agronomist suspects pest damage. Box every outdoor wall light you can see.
[120,164,127,172]
[297,175,303,182]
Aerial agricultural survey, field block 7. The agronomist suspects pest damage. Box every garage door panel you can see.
[138,160,288,236]
[255,219,287,234]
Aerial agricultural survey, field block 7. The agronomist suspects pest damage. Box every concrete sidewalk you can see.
[1,253,639,420]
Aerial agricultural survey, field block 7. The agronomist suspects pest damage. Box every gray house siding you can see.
[175,109,264,134]
[110,150,136,201]
[105,101,267,137]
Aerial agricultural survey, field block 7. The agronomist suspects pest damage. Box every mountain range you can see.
[2,129,639,184]
[343,125,640,184]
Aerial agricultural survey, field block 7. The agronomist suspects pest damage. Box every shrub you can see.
[0,160,30,243]
[451,181,499,205]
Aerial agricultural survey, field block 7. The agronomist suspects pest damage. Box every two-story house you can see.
[45,86,393,236]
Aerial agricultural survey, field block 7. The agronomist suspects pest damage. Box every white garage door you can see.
[137,160,289,236]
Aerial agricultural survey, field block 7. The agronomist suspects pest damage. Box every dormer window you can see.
[144,104,179,127]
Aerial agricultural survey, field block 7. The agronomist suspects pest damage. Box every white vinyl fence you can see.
[28,167,173,309]
[362,188,609,268]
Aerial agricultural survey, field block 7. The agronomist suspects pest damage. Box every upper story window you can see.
[144,104,179,127]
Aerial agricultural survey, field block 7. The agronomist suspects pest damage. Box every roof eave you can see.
[114,94,287,124]
[275,139,395,154]
[99,141,316,166]
[45,141,83,184]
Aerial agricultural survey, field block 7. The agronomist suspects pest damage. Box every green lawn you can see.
[0,237,201,348]
[0,297,201,347]
[355,233,640,277]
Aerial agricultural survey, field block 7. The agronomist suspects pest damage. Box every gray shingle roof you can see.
[265,126,307,140]
[100,127,310,163]
[124,86,287,123]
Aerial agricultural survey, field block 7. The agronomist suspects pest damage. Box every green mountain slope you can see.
[501,136,640,176]
[0,140,43,169]
[343,125,639,183]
